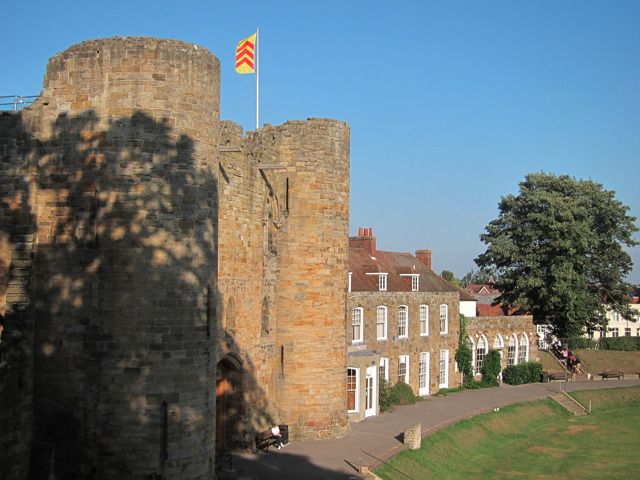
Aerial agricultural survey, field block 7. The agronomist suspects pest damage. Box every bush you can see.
[379,380,393,412]
[480,350,502,387]
[599,337,640,351]
[379,380,417,411]
[455,315,475,386]
[564,337,597,349]
[502,361,543,385]
[390,381,417,406]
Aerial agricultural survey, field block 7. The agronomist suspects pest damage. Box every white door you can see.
[365,366,377,417]
[419,352,430,396]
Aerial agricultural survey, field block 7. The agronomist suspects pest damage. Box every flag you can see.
[235,33,256,74]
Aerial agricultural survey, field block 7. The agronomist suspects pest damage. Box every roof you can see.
[349,245,458,293]
[465,284,500,296]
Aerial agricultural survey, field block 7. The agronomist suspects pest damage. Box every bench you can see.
[255,427,283,453]
[546,371,569,381]
[599,370,624,380]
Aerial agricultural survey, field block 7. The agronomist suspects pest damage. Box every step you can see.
[549,393,588,416]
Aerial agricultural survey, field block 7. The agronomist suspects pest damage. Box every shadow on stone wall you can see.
[0,109,272,479]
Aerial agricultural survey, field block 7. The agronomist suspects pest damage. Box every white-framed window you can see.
[439,349,449,388]
[351,307,364,344]
[348,272,352,292]
[637,328,640,336]
[611,327,619,338]
[398,305,408,338]
[419,352,430,396]
[376,306,388,340]
[379,357,389,384]
[398,355,409,384]
[347,367,359,412]
[518,333,529,363]
[419,304,429,336]
[412,275,420,292]
[494,334,504,367]
[507,334,517,366]
[378,273,387,291]
[439,304,448,334]
[625,327,631,337]
[476,335,488,373]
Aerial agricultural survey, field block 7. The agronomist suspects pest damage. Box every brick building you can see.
[346,228,461,422]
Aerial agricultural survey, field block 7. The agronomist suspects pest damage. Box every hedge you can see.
[598,336,640,351]
[502,361,543,385]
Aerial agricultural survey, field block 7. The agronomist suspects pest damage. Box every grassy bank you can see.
[376,386,640,479]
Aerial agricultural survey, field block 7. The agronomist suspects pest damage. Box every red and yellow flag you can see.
[235,33,256,74]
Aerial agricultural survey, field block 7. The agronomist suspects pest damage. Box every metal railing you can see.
[0,95,38,111]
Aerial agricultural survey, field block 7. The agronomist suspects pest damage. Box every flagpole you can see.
[256,27,260,130]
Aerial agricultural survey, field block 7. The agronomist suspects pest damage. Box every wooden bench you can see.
[599,370,624,380]
[546,371,569,381]
[255,427,283,453]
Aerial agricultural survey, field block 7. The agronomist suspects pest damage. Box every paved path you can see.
[217,379,640,479]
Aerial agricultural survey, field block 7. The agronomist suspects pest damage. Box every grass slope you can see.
[575,349,640,375]
[376,386,640,479]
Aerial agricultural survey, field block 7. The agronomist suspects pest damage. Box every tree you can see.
[441,270,461,287]
[454,315,475,386]
[476,173,638,337]
[461,268,498,287]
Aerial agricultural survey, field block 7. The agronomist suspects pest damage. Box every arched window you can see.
[398,306,408,338]
[261,297,269,337]
[376,306,387,340]
[518,333,529,364]
[351,307,364,343]
[507,334,517,366]
[419,305,429,336]
[493,334,504,367]
[476,335,488,373]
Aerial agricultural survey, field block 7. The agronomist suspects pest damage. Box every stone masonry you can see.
[0,37,349,480]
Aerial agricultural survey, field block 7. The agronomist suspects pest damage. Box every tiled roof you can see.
[465,284,500,296]
[349,245,457,293]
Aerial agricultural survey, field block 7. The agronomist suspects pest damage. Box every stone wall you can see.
[217,119,350,441]
[2,37,219,480]
[1,36,351,477]
[466,315,539,372]
[347,290,461,413]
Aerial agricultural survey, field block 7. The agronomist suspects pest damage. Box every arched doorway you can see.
[216,354,243,452]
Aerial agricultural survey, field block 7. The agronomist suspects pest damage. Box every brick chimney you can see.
[349,227,377,257]
[415,249,432,270]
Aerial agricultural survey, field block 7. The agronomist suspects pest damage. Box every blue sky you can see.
[2,0,639,282]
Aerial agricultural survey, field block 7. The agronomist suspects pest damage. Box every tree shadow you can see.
[0,108,276,479]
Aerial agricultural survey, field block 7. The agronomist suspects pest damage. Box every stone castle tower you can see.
[0,37,349,479]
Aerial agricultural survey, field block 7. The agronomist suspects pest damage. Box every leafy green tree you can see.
[441,270,461,287]
[480,350,502,387]
[476,173,638,337]
[461,268,498,287]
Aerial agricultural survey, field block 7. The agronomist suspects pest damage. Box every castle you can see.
[0,37,348,480]
[0,37,539,480]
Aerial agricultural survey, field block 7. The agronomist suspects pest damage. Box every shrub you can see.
[455,315,475,386]
[390,381,417,406]
[599,337,640,351]
[502,361,543,385]
[379,380,393,412]
[379,380,417,411]
[565,337,597,349]
[480,350,502,387]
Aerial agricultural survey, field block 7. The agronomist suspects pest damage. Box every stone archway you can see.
[216,354,244,452]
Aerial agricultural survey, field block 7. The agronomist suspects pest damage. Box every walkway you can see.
[217,379,640,479]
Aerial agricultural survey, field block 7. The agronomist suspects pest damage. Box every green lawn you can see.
[575,349,640,375]
[376,386,640,479]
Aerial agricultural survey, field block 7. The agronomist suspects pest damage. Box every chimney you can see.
[415,249,432,270]
[349,227,377,257]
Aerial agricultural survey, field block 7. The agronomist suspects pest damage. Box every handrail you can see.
[0,95,38,111]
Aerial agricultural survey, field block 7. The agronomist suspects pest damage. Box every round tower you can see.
[30,38,219,479]
[273,119,350,440]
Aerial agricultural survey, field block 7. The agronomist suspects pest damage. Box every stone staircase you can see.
[549,392,588,416]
